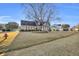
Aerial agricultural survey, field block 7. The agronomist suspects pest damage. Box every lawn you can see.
[0,31,77,56]
[5,32,79,56]
[2,31,76,53]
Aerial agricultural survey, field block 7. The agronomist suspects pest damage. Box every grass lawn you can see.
[5,32,79,56]
[1,31,76,54]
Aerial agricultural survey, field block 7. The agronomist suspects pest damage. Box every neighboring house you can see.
[0,22,19,31]
[20,20,50,31]
[51,24,63,31]
[0,24,6,32]
[0,24,6,30]
[72,25,79,31]
[51,24,71,31]
[51,26,57,31]
[61,24,70,31]
[6,22,19,31]
[76,24,79,31]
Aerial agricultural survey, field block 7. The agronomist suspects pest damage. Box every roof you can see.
[21,20,47,26]
[53,24,62,26]
[21,20,36,26]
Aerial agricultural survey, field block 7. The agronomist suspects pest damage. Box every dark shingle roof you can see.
[21,20,36,26]
[21,20,47,26]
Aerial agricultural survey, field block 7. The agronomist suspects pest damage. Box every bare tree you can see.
[22,3,57,31]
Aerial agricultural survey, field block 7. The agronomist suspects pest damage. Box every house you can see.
[0,24,6,31]
[20,20,50,31]
[51,24,71,31]
[76,24,79,31]
[51,24,63,31]
[71,24,79,31]
[61,24,70,31]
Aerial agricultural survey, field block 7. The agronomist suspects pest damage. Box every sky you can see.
[0,3,79,27]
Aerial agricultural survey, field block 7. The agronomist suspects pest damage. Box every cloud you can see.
[0,16,20,24]
[0,16,12,22]
[0,16,11,19]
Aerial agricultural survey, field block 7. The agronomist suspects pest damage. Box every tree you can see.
[22,3,57,31]
[5,22,19,31]
[0,24,3,30]
[62,24,70,31]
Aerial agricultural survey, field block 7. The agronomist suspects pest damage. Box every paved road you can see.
[3,32,79,56]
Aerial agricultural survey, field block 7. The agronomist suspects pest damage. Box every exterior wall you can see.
[59,28,63,31]
[26,26,36,30]
[21,25,26,30]
[37,26,49,31]
[52,24,63,31]
[43,26,49,31]
[21,25,49,31]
